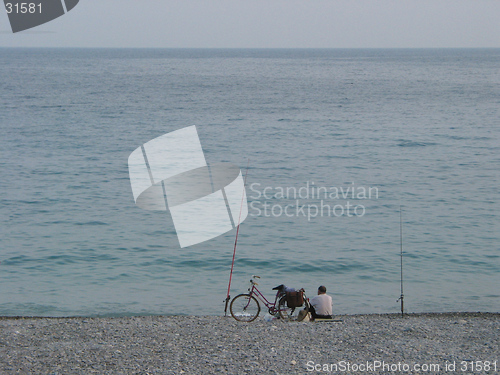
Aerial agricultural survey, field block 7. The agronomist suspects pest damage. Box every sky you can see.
[1,0,500,48]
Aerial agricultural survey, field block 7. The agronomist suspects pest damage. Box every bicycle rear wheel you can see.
[230,294,261,322]
[278,295,309,321]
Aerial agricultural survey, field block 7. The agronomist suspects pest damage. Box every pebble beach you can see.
[0,312,498,374]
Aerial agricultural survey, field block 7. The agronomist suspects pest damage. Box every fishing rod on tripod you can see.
[396,205,404,317]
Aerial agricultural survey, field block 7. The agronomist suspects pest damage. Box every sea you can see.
[0,48,499,317]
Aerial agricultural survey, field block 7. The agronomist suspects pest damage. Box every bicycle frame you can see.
[247,282,283,315]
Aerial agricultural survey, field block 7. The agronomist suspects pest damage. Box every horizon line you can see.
[1,46,499,50]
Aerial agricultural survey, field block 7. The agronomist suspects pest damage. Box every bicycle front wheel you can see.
[230,294,261,322]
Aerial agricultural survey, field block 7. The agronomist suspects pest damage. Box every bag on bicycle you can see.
[286,290,304,308]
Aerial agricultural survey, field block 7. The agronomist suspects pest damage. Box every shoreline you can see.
[1,312,498,374]
[1,311,499,319]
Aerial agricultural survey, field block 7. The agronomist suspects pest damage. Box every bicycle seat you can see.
[272,284,285,291]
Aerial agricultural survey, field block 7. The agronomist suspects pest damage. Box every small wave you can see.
[274,259,374,274]
[74,221,109,226]
[0,302,64,317]
[397,139,438,147]
[2,254,120,267]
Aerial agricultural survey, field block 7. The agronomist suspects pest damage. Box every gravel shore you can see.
[1,313,498,374]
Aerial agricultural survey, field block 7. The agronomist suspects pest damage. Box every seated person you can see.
[308,285,333,320]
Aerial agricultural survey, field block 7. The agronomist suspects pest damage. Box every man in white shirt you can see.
[308,285,333,320]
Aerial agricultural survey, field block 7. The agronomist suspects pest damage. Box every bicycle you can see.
[229,275,309,322]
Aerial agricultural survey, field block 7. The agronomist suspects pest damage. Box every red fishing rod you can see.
[224,160,250,316]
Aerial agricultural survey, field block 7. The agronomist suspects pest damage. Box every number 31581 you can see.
[5,3,42,14]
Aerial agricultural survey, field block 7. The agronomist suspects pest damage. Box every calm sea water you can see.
[0,48,499,317]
